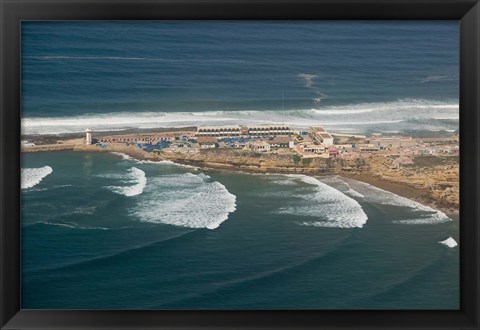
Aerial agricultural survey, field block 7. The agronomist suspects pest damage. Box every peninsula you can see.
[22,124,459,214]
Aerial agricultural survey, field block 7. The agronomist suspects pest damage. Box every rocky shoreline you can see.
[22,141,459,216]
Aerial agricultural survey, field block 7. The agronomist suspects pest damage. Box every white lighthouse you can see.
[85,128,93,145]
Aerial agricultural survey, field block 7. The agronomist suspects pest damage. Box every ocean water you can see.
[20,21,460,309]
[21,151,459,309]
[22,152,459,309]
[21,21,458,135]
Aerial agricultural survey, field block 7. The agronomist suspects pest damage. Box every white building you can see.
[196,125,242,137]
[21,140,36,148]
[301,144,327,154]
[370,136,418,148]
[247,124,292,137]
[249,141,271,152]
[85,128,93,145]
[309,127,334,146]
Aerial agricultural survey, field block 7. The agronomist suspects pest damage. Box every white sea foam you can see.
[298,73,318,88]
[438,237,458,248]
[110,152,140,162]
[22,99,458,135]
[132,173,236,229]
[420,74,458,83]
[110,151,133,160]
[342,178,452,225]
[274,175,368,228]
[106,167,147,197]
[271,179,300,186]
[68,206,97,215]
[140,159,199,170]
[95,173,127,179]
[321,176,366,199]
[21,166,53,189]
[346,188,365,198]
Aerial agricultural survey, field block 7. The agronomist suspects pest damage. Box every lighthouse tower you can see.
[85,128,93,145]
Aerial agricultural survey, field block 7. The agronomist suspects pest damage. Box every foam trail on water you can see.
[39,221,110,230]
[273,175,368,228]
[133,173,236,229]
[106,167,147,197]
[21,166,53,189]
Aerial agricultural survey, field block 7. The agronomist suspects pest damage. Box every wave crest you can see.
[273,175,368,228]
[106,167,147,197]
[133,173,236,229]
[341,178,452,225]
[22,98,458,135]
[21,166,53,189]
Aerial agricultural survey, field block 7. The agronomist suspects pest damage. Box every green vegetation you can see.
[355,158,366,167]
[413,155,459,167]
[293,154,301,172]
[302,158,312,166]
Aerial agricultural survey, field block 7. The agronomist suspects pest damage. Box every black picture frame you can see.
[1,0,479,329]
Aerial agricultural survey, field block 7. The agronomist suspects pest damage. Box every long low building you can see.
[196,125,242,137]
[369,136,418,148]
[247,124,293,136]
[196,124,293,137]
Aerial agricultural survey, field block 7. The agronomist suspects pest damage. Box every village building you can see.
[360,146,379,152]
[21,140,36,147]
[200,142,217,149]
[85,128,93,145]
[196,136,218,149]
[300,144,327,154]
[438,146,460,155]
[339,152,361,159]
[247,124,293,137]
[420,147,437,155]
[309,126,334,146]
[369,136,418,148]
[269,137,294,148]
[249,141,271,152]
[196,125,242,137]
[329,146,339,158]
[196,124,292,138]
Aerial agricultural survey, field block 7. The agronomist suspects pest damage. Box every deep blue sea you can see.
[22,21,458,135]
[21,21,459,309]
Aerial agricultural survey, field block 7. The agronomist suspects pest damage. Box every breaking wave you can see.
[140,159,199,170]
[438,237,458,248]
[21,166,53,189]
[274,175,368,228]
[132,173,236,229]
[110,152,136,161]
[22,98,458,135]
[106,167,146,197]
[341,178,452,225]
